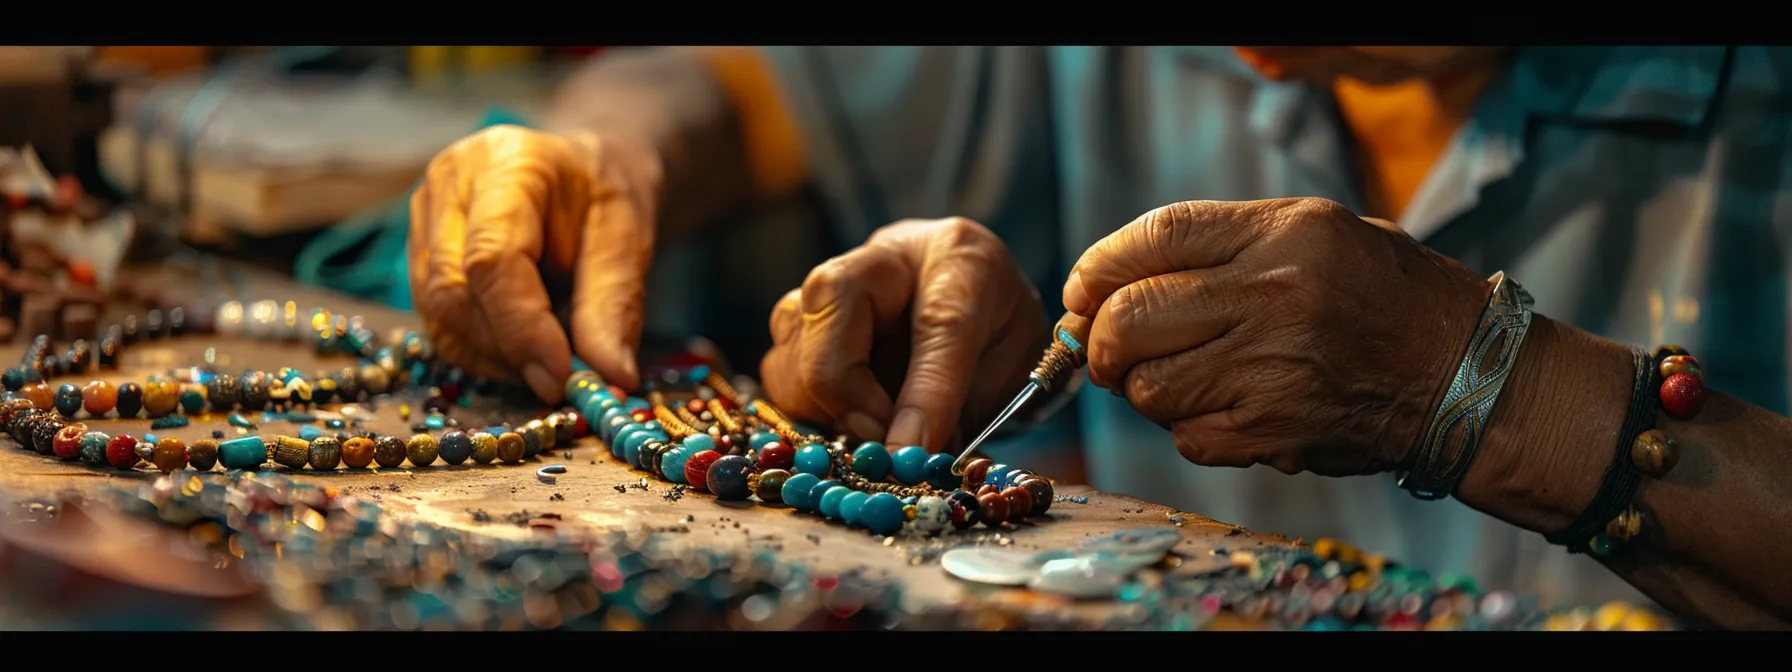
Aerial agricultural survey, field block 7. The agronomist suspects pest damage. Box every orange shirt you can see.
[1332,67,1498,221]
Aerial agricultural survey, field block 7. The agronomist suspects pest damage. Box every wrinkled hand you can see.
[1063,198,1488,476]
[760,217,1047,451]
[409,125,662,402]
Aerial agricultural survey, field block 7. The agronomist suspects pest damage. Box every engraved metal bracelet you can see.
[1397,271,1536,501]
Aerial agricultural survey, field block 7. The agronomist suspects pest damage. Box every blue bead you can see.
[659,447,689,484]
[599,408,628,439]
[809,480,842,513]
[623,436,645,467]
[612,427,640,458]
[924,453,959,490]
[439,431,472,465]
[851,442,891,480]
[682,434,717,454]
[425,414,446,429]
[142,433,158,446]
[706,455,755,501]
[839,491,869,526]
[782,473,821,511]
[1002,469,1031,489]
[901,495,918,507]
[748,431,780,450]
[860,493,907,536]
[623,398,651,414]
[688,365,711,383]
[219,436,267,471]
[890,445,929,485]
[298,425,322,441]
[818,485,851,520]
[985,463,1011,487]
[793,443,832,477]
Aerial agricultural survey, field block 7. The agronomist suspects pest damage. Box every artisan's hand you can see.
[409,125,662,402]
[1064,198,1487,476]
[761,218,1047,451]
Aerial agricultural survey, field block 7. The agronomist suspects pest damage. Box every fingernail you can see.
[1062,271,1091,315]
[887,407,926,448]
[845,412,887,441]
[523,364,560,403]
[617,346,638,386]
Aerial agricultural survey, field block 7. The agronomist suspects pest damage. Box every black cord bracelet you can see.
[1545,347,1655,554]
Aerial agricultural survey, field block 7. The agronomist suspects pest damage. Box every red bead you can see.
[565,411,588,437]
[105,434,140,470]
[52,424,86,460]
[607,385,627,400]
[630,410,653,423]
[757,442,795,470]
[684,450,722,492]
[714,398,736,411]
[685,398,706,415]
[1660,373,1707,420]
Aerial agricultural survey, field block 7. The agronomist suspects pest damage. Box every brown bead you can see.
[525,419,554,452]
[1659,355,1703,382]
[1607,507,1645,542]
[0,398,34,426]
[976,483,999,497]
[141,381,180,418]
[1630,429,1679,478]
[21,382,53,410]
[340,437,376,469]
[1001,485,1033,523]
[754,468,790,503]
[496,432,526,464]
[470,432,499,464]
[977,492,1009,527]
[309,437,342,471]
[182,439,218,471]
[962,458,994,490]
[1652,344,1689,361]
[372,436,407,468]
[81,380,117,415]
[1019,477,1053,516]
[406,434,440,467]
[152,437,188,473]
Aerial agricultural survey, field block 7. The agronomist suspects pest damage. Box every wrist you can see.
[1454,317,1634,533]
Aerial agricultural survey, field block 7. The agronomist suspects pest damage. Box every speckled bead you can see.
[271,436,310,469]
[495,432,526,465]
[684,450,722,491]
[910,495,949,534]
[53,383,82,417]
[115,382,143,418]
[153,437,188,473]
[340,436,375,469]
[81,381,116,416]
[706,455,755,501]
[31,415,66,455]
[52,423,87,460]
[105,434,140,469]
[754,468,790,503]
[470,432,499,465]
[207,374,238,411]
[79,431,110,465]
[237,372,271,411]
[142,381,181,418]
[438,431,472,465]
[406,434,439,467]
[188,439,220,470]
[781,472,822,511]
[373,436,407,468]
[306,436,341,470]
[946,490,982,529]
[890,445,929,485]
[1629,429,1679,478]
[1660,374,1706,420]
[850,442,892,481]
[793,443,832,478]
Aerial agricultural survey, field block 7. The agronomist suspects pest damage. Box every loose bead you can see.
[151,415,190,430]
[1001,485,1033,523]
[946,490,982,529]
[975,492,1009,527]
[860,493,907,535]
[297,425,322,441]
[105,435,140,469]
[839,491,870,526]
[850,442,892,481]
[153,437,188,473]
[781,472,822,511]
[757,441,794,470]
[340,436,376,468]
[962,458,994,490]
[793,443,832,477]
[438,431,472,465]
[1019,477,1054,516]
[755,468,790,503]
[271,436,310,470]
[52,423,87,460]
[1607,507,1645,542]
[684,450,722,491]
[1660,374,1706,420]
[81,380,117,415]
[890,445,929,485]
[1659,355,1702,381]
[53,383,82,417]
[188,439,220,470]
[142,381,180,418]
[1629,429,1679,478]
[469,432,499,465]
[818,486,851,520]
[373,435,408,468]
[308,437,342,470]
[706,455,755,501]
[406,434,440,467]
[79,431,110,465]
[218,436,268,470]
[115,382,144,418]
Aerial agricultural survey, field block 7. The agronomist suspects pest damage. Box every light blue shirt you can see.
[764,45,1791,607]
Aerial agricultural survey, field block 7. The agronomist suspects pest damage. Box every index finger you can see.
[1062,199,1280,316]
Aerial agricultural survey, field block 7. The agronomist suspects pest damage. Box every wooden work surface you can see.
[0,264,1295,627]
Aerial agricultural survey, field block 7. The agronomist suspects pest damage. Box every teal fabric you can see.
[292,107,536,310]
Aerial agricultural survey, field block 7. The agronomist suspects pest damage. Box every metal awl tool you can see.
[951,312,1094,476]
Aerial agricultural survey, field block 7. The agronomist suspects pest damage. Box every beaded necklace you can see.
[0,301,1057,539]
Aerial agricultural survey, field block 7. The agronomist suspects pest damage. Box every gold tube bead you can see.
[271,435,311,470]
[705,373,741,405]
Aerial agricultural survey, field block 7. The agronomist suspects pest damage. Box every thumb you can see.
[570,191,650,391]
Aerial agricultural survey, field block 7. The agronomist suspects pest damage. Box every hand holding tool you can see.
[950,311,1093,476]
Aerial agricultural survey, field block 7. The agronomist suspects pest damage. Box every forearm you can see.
[540,46,800,235]
[1456,316,1792,628]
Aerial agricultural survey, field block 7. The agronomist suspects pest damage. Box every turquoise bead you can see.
[179,390,206,414]
[623,430,662,466]
[818,485,851,520]
[623,398,651,414]
[299,425,322,441]
[851,442,891,480]
[600,407,628,439]
[839,491,869,526]
[924,453,958,490]
[890,445,929,485]
[749,431,780,450]
[860,493,907,535]
[425,414,446,429]
[985,463,1011,487]
[612,426,641,458]
[682,434,717,454]
[142,433,158,446]
[78,432,108,464]
[793,443,832,477]
[219,436,267,470]
[659,447,689,484]
[782,473,821,510]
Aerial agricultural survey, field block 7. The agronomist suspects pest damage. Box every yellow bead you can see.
[1620,609,1666,631]
[1606,508,1645,542]
[1348,571,1373,592]
[903,505,917,521]
[1630,429,1679,478]
[1362,554,1386,574]
[399,404,412,421]
[1659,355,1703,381]
[1313,538,1339,560]
[1592,602,1631,631]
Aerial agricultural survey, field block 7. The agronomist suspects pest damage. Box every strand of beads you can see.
[1585,344,1705,557]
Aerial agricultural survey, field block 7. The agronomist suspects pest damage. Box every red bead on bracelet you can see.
[1654,348,1708,421]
